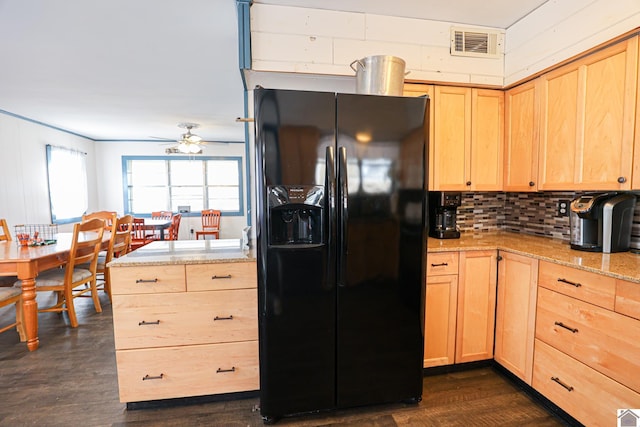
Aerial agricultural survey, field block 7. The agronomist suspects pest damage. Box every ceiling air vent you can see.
[450,27,504,59]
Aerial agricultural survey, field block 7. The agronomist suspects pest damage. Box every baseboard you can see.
[125,390,259,410]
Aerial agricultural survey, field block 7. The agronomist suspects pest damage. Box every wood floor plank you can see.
[0,293,566,427]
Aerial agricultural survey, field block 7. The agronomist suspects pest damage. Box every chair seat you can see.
[0,286,21,300]
[14,268,93,288]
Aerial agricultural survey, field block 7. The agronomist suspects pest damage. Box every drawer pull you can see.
[212,274,232,280]
[138,320,160,326]
[551,376,574,392]
[431,262,448,267]
[142,374,164,381]
[554,321,578,333]
[214,315,234,321]
[216,367,236,373]
[136,278,159,283]
[557,278,581,288]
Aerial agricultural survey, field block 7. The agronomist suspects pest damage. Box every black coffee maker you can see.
[429,191,461,239]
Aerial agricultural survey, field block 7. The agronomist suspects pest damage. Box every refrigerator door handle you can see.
[326,146,336,288]
[337,146,348,287]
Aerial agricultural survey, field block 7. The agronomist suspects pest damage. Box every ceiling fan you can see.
[163,122,207,154]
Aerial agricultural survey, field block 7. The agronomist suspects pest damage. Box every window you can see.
[46,145,88,224]
[122,156,243,216]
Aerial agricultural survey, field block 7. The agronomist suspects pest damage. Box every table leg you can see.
[20,277,39,351]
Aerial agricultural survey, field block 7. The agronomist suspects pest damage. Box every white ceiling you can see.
[0,0,548,143]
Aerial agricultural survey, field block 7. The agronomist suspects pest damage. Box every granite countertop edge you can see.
[428,231,640,284]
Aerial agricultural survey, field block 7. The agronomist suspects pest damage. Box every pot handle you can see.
[405,70,411,76]
[349,59,364,73]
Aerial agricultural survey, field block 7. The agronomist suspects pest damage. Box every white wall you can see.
[0,113,98,233]
[0,112,250,240]
[249,2,640,89]
[505,0,640,85]
[94,140,250,240]
[250,4,505,88]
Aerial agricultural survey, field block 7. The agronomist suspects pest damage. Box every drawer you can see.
[116,340,259,403]
[113,289,258,350]
[187,261,256,291]
[616,279,640,320]
[110,265,186,295]
[538,260,615,309]
[533,339,640,427]
[536,287,640,392]
[426,252,459,276]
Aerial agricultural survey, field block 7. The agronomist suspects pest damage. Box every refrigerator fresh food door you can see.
[335,93,427,407]
[254,88,337,419]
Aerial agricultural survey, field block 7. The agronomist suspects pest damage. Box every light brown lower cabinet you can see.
[494,251,538,384]
[533,261,640,424]
[455,250,497,363]
[111,261,259,403]
[424,250,497,367]
[533,339,640,427]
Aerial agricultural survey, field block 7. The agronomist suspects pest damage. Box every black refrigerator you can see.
[254,88,428,424]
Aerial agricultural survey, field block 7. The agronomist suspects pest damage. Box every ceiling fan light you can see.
[178,142,189,153]
[186,134,202,143]
[188,143,201,154]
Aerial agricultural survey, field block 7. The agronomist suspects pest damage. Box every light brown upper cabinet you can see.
[403,84,435,189]
[504,80,539,191]
[432,86,504,191]
[538,36,638,190]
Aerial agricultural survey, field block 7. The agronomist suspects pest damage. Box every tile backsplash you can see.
[453,191,640,246]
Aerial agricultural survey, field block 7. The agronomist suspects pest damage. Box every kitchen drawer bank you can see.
[108,240,258,405]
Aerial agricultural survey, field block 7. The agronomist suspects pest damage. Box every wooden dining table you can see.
[143,218,172,240]
[0,231,110,351]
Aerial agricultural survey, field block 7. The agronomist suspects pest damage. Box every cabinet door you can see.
[504,80,539,191]
[432,86,471,191]
[539,37,637,190]
[403,83,434,189]
[494,251,538,384]
[470,89,504,191]
[424,274,458,368]
[455,250,497,363]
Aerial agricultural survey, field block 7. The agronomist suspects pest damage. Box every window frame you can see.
[46,144,89,224]
[121,155,244,217]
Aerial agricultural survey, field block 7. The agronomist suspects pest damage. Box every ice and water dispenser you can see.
[268,185,324,246]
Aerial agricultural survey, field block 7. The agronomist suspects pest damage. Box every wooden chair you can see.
[166,213,182,240]
[0,218,11,241]
[81,211,117,303]
[99,214,134,299]
[13,218,105,328]
[151,211,173,220]
[0,287,25,341]
[0,218,19,287]
[196,209,221,240]
[130,217,154,250]
[150,211,173,239]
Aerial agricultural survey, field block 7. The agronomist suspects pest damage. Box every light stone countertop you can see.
[108,239,255,267]
[428,231,640,283]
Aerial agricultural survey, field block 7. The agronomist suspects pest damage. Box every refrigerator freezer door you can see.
[255,89,337,419]
[335,93,427,407]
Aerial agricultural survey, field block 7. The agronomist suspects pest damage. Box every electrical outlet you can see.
[190,228,194,234]
[557,200,570,217]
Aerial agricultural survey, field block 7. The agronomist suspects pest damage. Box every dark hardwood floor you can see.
[0,292,567,427]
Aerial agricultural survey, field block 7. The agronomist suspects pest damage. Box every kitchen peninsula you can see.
[107,239,258,406]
